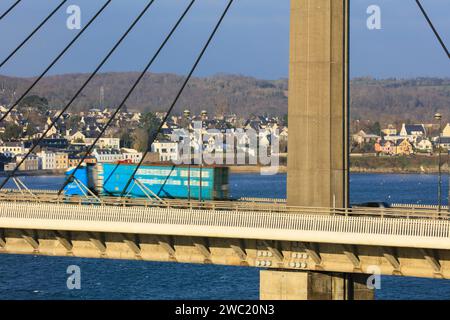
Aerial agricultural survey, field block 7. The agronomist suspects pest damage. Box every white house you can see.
[352,130,381,145]
[92,149,123,163]
[151,140,180,162]
[121,148,143,164]
[400,124,426,139]
[414,138,433,153]
[85,137,120,149]
[37,150,56,170]
[0,142,26,155]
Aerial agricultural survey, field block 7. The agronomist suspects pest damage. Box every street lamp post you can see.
[199,111,208,203]
[435,113,443,212]
[184,109,191,202]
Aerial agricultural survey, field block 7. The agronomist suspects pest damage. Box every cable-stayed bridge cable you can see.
[58,0,198,196]
[0,0,157,190]
[0,0,68,69]
[0,0,22,21]
[415,0,450,59]
[119,0,235,198]
[0,0,112,123]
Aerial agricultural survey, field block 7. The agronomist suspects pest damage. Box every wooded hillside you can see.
[0,73,448,124]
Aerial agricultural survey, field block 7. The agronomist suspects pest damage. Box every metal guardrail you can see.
[392,203,449,210]
[0,191,448,220]
[1,200,450,250]
[240,198,450,211]
[1,188,58,194]
[239,197,287,203]
[1,190,446,218]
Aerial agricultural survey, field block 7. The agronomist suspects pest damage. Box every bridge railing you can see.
[392,203,449,210]
[239,198,450,211]
[0,190,448,220]
[1,199,450,250]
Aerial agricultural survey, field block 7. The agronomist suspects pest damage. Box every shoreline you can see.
[0,165,446,177]
[0,169,66,177]
[230,166,446,175]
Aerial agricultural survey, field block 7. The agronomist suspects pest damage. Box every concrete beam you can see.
[54,231,73,252]
[421,249,442,274]
[342,245,361,269]
[22,231,39,252]
[88,232,107,255]
[303,243,322,266]
[384,248,401,273]
[122,234,142,257]
[231,244,247,261]
[262,240,284,262]
[194,238,212,261]
[1,230,450,279]
[158,236,176,260]
[0,229,5,248]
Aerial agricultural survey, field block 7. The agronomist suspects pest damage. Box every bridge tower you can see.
[287,0,349,209]
[261,0,373,300]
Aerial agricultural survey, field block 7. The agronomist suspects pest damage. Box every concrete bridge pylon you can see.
[261,0,374,300]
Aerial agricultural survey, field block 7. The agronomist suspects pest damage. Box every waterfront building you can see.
[151,140,180,162]
[352,130,381,145]
[414,138,433,153]
[121,148,143,164]
[68,155,97,168]
[16,154,39,171]
[92,149,123,163]
[0,142,26,155]
[400,124,427,139]
[37,150,56,170]
[55,152,69,170]
[375,140,396,155]
[395,139,414,156]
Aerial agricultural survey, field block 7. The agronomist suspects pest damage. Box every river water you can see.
[0,173,449,300]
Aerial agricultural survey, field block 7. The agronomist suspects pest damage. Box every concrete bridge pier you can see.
[260,270,374,300]
[281,0,369,300]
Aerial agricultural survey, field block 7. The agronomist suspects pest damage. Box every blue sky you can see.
[0,0,448,79]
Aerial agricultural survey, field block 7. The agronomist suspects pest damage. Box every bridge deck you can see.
[0,191,449,251]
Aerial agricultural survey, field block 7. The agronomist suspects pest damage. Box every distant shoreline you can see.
[229,166,445,175]
[0,162,446,177]
[0,169,66,177]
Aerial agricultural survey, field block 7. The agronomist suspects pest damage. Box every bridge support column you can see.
[287,0,349,208]
[260,270,374,300]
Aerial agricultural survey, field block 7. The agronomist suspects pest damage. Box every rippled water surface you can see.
[0,173,449,300]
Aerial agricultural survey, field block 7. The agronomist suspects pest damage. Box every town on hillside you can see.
[0,103,288,173]
[1,97,449,174]
[352,122,450,156]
